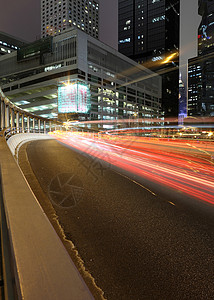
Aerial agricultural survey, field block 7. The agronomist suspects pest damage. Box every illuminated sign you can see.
[58,82,90,114]
[119,38,131,44]
[152,56,163,62]
[202,25,208,38]
[45,64,62,72]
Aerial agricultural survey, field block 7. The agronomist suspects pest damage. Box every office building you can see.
[188,57,202,116]
[0,31,27,56]
[188,0,214,117]
[0,28,161,122]
[41,0,99,39]
[118,0,180,118]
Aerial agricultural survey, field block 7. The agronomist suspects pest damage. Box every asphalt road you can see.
[19,139,214,300]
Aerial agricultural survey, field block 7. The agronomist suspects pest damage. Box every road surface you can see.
[19,138,214,300]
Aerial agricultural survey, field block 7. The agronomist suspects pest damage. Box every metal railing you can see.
[4,127,51,141]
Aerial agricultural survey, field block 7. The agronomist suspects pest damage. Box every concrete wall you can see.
[0,134,94,299]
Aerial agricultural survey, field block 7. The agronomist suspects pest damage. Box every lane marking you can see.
[114,171,157,196]
[168,201,176,206]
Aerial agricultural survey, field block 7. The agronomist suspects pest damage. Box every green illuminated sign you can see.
[58,82,90,113]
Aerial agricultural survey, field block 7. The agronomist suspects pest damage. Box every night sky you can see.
[0,0,200,64]
[0,0,118,48]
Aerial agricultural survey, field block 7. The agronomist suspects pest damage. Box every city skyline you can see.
[0,0,200,55]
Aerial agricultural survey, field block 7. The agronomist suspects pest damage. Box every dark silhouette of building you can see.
[118,0,180,118]
[0,31,27,56]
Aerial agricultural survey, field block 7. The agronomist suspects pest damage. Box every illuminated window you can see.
[152,15,165,23]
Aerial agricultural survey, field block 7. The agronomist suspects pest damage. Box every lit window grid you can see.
[41,0,99,38]
[87,72,160,119]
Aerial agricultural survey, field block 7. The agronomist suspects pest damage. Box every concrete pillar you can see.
[38,119,41,133]
[21,114,25,133]
[44,121,46,133]
[33,118,35,133]
[16,112,20,133]
[27,116,30,133]
[10,109,15,129]
[49,121,52,132]
[5,106,10,128]
[0,101,1,131]
[1,101,5,130]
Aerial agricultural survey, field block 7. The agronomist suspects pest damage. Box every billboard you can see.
[58,82,90,114]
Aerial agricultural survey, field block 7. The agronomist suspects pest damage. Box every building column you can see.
[38,119,41,133]
[44,121,46,133]
[27,116,30,133]
[21,114,25,133]
[49,121,52,132]
[0,101,1,131]
[5,105,10,128]
[32,118,35,133]
[10,109,15,129]
[16,112,20,133]
[1,102,5,130]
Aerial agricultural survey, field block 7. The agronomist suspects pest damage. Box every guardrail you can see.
[4,127,50,141]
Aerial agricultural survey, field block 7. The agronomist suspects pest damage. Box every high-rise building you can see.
[188,0,214,117]
[118,0,180,118]
[0,32,27,56]
[188,57,202,116]
[0,28,161,121]
[41,0,99,39]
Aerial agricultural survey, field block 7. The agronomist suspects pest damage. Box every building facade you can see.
[118,0,180,118]
[0,28,161,122]
[41,0,99,39]
[0,32,27,56]
[188,0,214,117]
[188,57,202,116]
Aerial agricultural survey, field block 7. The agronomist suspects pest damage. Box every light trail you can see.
[50,131,214,205]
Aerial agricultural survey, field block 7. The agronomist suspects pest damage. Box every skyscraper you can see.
[41,0,99,39]
[188,0,214,117]
[118,0,180,117]
[188,57,202,116]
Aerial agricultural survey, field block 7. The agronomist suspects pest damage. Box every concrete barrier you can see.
[0,135,94,300]
[7,133,53,156]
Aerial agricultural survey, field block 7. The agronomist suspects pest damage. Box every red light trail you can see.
[50,131,214,204]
